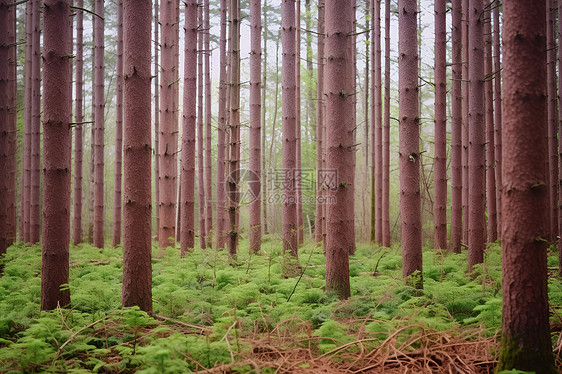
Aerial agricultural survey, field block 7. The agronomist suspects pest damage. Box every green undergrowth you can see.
[0,239,561,372]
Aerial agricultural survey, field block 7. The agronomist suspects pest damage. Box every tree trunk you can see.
[497,2,556,371]
[158,0,178,248]
[295,0,303,245]
[382,0,390,247]
[93,0,105,249]
[73,0,84,245]
[374,0,382,245]
[324,0,353,299]
[41,0,72,310]
[122,0,152,313]
[547,0,557,243]
[314,0,325,243]
[204,0,212,247]
[461,0,469,244]
[262,0,269,236]
[23,1,32,243]
[197,4,206,249]
[227,0,240,258]
[369,0,376,243]
[433,0,447,250]
[399,0,422,288]
[249,0,262,253]
[153,0,159,243]
[450,0,462,253]
[484,6,496,242]
[559,0,562,276]
[281,0,298,261]
[0,0,17,254]
[492,0,502,239]
[112,0,124,247]
[180,0,197,256]
[215,0,227,249]
[30,0,41,244]
[467,0,485,271]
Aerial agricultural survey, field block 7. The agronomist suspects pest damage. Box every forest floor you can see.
[1,238,562,373]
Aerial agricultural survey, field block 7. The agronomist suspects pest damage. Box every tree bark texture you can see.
[197,5,206,249]
[492,0,502,239]
[153,0,159,242]
[296,0,304,245]
[374,0,382,245]
[558,0,562,275]
[73,0,84,245]
[547,0,558,243]
[314,0,325,244]
[461,0,469,244]
[23,2,32,243]
[113,0,124,247]
[382,0,390,247]
[204,0,212,246]
[484,7,496,243]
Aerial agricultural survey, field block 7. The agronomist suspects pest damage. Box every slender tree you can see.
[497,1,556,371]
[364,0,369,184]
[23,1,32,242]
[559,0,562,276]
[382,0,390,247]
[484,6,496,242]
[547,0,557,242]
[159,0,178,248]
[204,0,212,246]
[180,0,197,256]
[196,4,206,249]
[374,0,382,245]
[295,0,304,245]
[314,0,325,243]
[461,0,469,243]
[324,0,353,299]
[215,0,227,249]
[0,0,17,254]
[467,0,485,271]
[122,0,152,312]
[249,0,262,253]
[154,0,160,242]
[73,0,84,245]
[433,0,447,249]
[112,0,124,247]
[281,0,298,261]
[261,0,269,236]
[369,0,376,243]
[492,0,502,238]
[30,0,41,244]
[41,0,72,310]
[227,0,241,257]
[450,0,462,253]
[399,0,422,287]
[93,0,105,248]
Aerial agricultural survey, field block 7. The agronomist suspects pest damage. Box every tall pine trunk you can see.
[93,0,105,249]
[492,0,502,239]
[30,0,41,244]
[382,0,390,247]
[450,0,462,253]
[467,0,485,271]
[314,0,325,243]
[153,1,159,242]
[484,7,496,242]
[23,2,32,242]
[461,0,469,244]
[196,5,206,249]
[204,0,212,246]
[559,0,562,276]
[374,0,382,245]
[433,0,447,249]
[261,0,269,236]
[547,0,558,242]
[122,0,152,313]
[112,0,124,247]
[497,1,556,371]
[324,0,353,299]
[180,0,197,256]
[41,0,72,310]
[295,0,303,245]
[249,0,262,253]
[73,0,84,245]
[399,0,422,288]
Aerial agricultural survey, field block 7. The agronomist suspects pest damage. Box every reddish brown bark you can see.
[281,0,298,258]
[461,0,469,244]
[547,0,557,243]
[493,1,502,239]
[296,0,303,245]
[261,0,269,236]
[159,0,178,248]
[215,0,227,249]
[0,0,17,254]
[399,0,422,286]
[559,0,562,275]
[180,0,197,256]
[122,0,152,313]
[23,1,32,242]
[369,0,376,243]
[196,4,206,249]
[227,0,241,258]
[314,0,325,243]
[484,7,496,242]
[249,0,262,253]
[450,0,462,253]
[41,0,72,310]
[467,0,485,271]
[379,0,389,247]
[153,1,159,243]
[204,0,212,246]
[497,2,556,371]
[112,0,124,247]
[324,0,353,299]
[73,0,84,245]
[374,0,382,245]
[93,0,105,248]
[433,0,447,249]
[30,0,41,244]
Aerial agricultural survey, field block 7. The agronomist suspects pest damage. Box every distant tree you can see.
[73,0,84,245]
[374,0,382,245]
[382,0,390,247]
[30,0,41,244]
[23,1,31,242]
[399,0,422,287]
[249,0,262,253]
[112,0,123,247]
[204,0,212,247]
[559,0,562,276]
[314,0,324,244]
[461,0,469,244]
[122,0,152,313]
[324,0,353,299]
[484,5,496,242]
[153,1,160,242]
[41,0,72,310]
[197,4,206,249]
[295,0,303,245]
[492,0,502,238]
[497,1,556,371]
[547,0,557,242]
